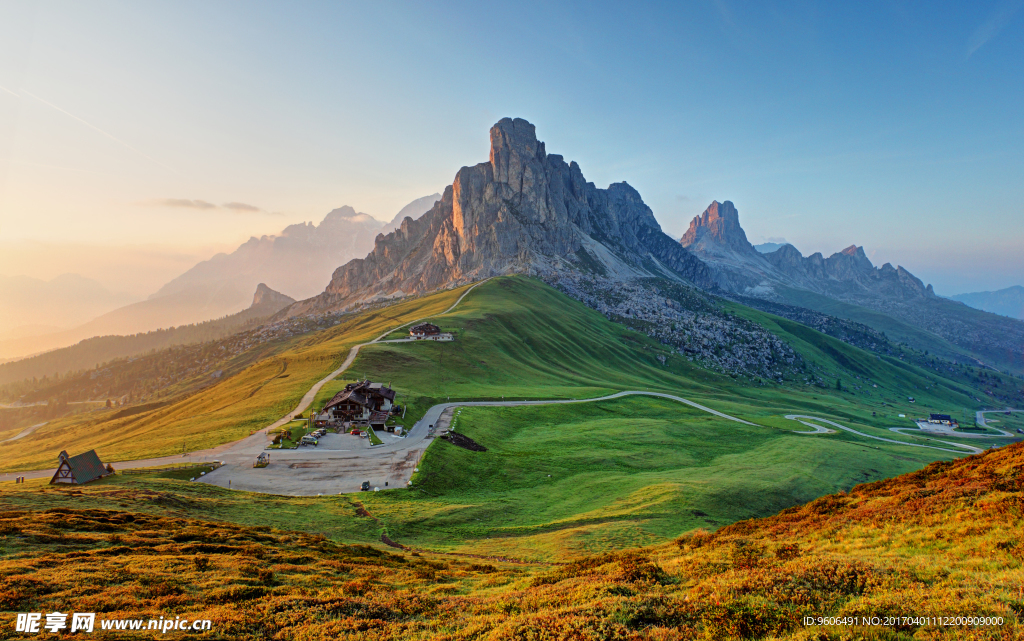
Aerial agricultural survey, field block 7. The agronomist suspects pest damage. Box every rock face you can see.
[680,200,1024,372]
[297,118,712,312]
[250,283,295,312]
[762,243,934,301]
[679,200,934,302]
[681,200,759,258]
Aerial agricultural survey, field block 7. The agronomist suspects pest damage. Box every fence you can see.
[119,462,222,475]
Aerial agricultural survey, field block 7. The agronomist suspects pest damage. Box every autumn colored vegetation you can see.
[3,443,1022,639]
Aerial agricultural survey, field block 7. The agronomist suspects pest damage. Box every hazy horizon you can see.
[2,1,1022,296]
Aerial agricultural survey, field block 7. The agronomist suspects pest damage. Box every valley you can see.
[3,277,1018,563]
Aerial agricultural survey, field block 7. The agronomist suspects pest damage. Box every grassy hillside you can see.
[777,284,1024,375]
[1,442,1020,640]
[352,277,990,432]
[0,286,469,471]
[4,276,1011,470]
[388,396,956,559]
[2,275,1022,636]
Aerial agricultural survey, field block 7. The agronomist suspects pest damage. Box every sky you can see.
[0,0,1022,296]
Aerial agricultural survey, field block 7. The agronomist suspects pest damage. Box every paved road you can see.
[0,431,262,483]
[786,417,835,434]
[784,415,984,454]
[975,409,1020,437]
[0,421,47,443]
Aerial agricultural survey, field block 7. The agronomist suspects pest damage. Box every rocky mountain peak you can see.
[325,205,358,219]
[289,118,712,313]
[704,200,740,224]
[680,200,757,257]
[832,245,874,273]
[489,117,545,184]
[251,283,295,310]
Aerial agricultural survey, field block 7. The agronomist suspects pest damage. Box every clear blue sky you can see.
[0,0,1021,295]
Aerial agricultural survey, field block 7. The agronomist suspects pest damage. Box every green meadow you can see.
[0,393,990,561]
[2,276,1016,560]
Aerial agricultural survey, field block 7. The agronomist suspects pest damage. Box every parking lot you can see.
[197,424,434,495]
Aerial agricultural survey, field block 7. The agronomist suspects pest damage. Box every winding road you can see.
[783,414,1013,455]
[0,421,47,443]
[975,410,1021,437]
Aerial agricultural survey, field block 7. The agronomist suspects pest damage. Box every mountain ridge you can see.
[679,200,1024,372]
[287,118,712,315]
[951,285,1024,320]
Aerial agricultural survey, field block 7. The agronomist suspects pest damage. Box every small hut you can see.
[50,450,112,485]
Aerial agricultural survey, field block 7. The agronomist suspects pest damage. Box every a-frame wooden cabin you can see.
[50,449,112,485]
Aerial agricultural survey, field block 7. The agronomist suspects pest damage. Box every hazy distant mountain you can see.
[951,286,1024,320]
[754,242,788,254]
[288,117,711,315]
[0,284,294,386]
[0,197,436,361]
[383,193,441,233]
[680,200,1024,372]
[0,274,137,339]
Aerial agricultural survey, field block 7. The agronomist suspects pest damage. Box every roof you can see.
[323,380,396,411]
[324,388,370,411]
[55,449,110,484]
[410,323,440,334]
[930,414,953,421]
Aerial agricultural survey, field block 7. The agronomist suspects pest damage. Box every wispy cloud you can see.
[148,198,217,210]
[0,84,19,99]
[19,88,183,176]
[223,202,261,212]
[141,198,278,215]
[966,0,1024,59]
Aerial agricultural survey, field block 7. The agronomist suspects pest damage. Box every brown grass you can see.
[2,444,1023,639]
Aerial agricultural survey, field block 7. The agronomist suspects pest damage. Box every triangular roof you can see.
[51,449,110,484]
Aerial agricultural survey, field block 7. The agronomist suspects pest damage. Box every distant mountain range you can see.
[753,242,788,254]
[679,200,1024,372]
[0,274,138,340]
[951,285,1024,321]
[0,196,439,362]
[0,284,294,386]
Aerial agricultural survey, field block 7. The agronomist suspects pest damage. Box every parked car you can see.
[360,481,370,491]
[300,435,318,446]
